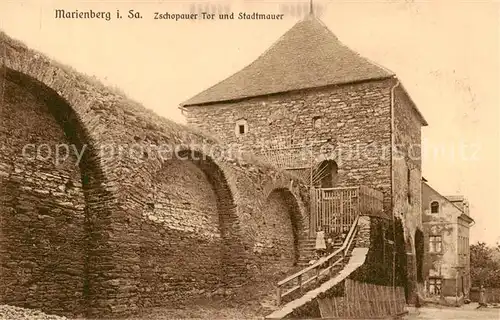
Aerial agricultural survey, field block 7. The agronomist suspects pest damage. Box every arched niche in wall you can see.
[260,188,303,272]
[312,116,322,129]
[143,148,246,302]
[0,67,108,315]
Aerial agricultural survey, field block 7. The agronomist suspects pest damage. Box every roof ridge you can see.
[181,17,394,106]
[299,18,397,81]
[312,16,337,38]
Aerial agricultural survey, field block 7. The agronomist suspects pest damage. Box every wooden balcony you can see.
[310,186,384,237]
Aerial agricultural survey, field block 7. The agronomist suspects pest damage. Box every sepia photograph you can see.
[0,0,499,319]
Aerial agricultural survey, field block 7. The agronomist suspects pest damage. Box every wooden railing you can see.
[276,215,360,305]
[310,186,383,236]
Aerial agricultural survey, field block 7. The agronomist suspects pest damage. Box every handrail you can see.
[319,186,361,191]
[275,215,360,305]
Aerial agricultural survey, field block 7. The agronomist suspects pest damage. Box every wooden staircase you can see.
[275,216,360,306]
[263,186,383,318]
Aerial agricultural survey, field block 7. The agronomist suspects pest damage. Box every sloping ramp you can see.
[265,247,369,319]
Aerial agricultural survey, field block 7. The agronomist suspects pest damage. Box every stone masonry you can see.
[183,68,427,307]
[0,13,433,317]
[185,80,395,215]
[0,31,310,317]
[182,16,428,306]
[392,85,426,304]
[1,66,87,315]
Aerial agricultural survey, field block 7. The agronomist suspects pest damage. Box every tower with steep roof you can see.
[181,16,428,304]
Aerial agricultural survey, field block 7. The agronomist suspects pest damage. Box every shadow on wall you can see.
[415,228,424,283]
[0,68,113,317]
[260,188,303,274]
[135,149,248,308]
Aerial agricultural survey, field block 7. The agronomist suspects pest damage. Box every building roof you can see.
[445,195,465,202]
[459,213,474,224]
[396,84,428,126]
[181,16,394,107]
[422,182,474,224]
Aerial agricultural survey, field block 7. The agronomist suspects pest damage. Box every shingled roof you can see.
[181,16,394,106]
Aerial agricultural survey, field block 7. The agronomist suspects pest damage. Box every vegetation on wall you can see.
[317,280,345,300]
[349,218,391,285]
[347,217,408,295]
[288,298,321,319]
[288,217,412,318]
[316,217,410,303]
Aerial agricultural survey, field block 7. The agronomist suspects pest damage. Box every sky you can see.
[1,0,499,245]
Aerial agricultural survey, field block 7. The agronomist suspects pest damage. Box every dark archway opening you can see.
[313,160,338,188]
[392,218,409,302]
[415,228,424,283]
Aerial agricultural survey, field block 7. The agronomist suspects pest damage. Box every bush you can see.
[470,242,500,288]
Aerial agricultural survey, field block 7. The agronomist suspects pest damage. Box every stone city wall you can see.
[0,32,308,317]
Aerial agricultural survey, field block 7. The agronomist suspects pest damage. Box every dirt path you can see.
[404,304,500,320]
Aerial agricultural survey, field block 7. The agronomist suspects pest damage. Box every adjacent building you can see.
[421,181,474,301]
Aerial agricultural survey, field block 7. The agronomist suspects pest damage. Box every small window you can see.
[429,235,442,253]
[235,119,248,136]
[430,201,439,214]
[312,116,322,129]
